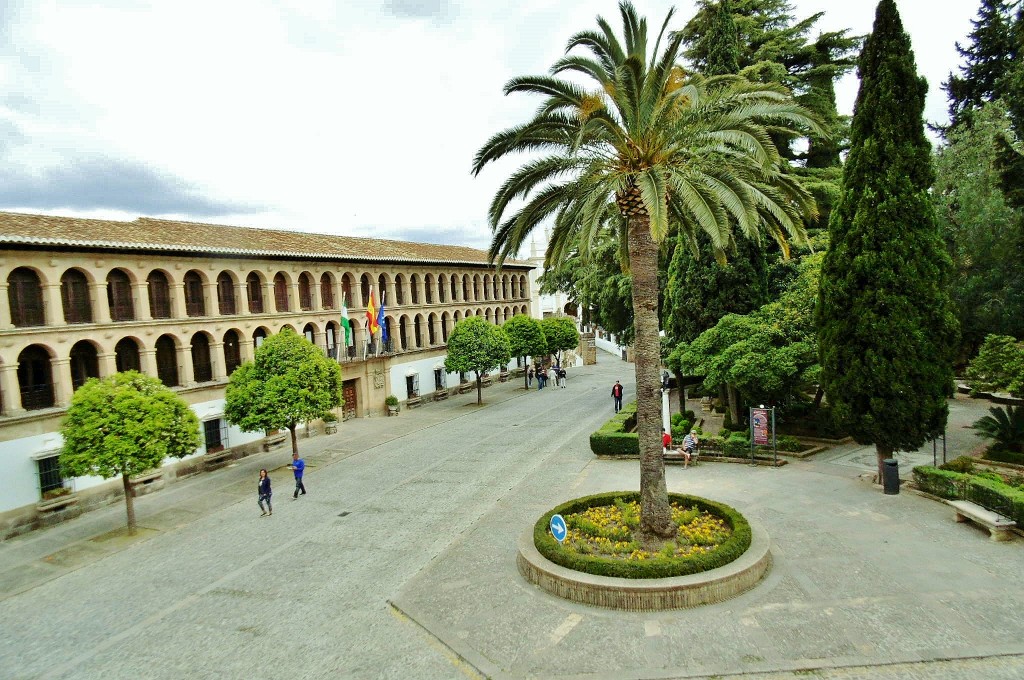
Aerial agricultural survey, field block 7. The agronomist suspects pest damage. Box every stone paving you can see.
[0,357,1021,680]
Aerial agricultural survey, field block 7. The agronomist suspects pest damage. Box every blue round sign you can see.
[549,514,567,543]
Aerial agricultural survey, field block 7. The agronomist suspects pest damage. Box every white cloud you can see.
[0,0,982,248]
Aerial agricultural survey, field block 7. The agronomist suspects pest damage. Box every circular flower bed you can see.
[534,492,751,579]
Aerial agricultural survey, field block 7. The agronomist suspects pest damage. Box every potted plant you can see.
[323,411,339,434]
[385,395,400,416]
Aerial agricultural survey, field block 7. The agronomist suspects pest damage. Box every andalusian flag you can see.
[340,302,352,346]
[366,288,380,335]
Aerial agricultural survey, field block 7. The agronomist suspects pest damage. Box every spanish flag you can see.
[366,287,380,335]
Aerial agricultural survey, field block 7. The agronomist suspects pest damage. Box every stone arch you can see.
[399,314,410,351]
[359,273,372,307]
[245,271,266,313]
[252,326,270,350]
[216,270,238,315]
[394,274,406,306]
[424,274,434,304]
[441,312,451,342]
[61,267,94,324]
[437,273,447,303]
[341,272,355,307]
[273,272,292,312]
[69,339,101,391]
[7,267,46,327]
[17,343,56,409]
[427,312,438,345]
[106,268,136,322]
[302,321,319,344]
[184,269,208,317]
[280,323,296,333]
[462,274,471,302]
[114,336,142,373]
[190,331,214,383]
[222,329,243,376]
[413,314,424,348]
[154,334,180,387]
[320,272,336,310]
[410,274,420,305]
[377,272,390,306]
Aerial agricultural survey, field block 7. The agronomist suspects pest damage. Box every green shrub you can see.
[718,428,730,439]
[722,410,733,429]
[966,334,1024,394]
[724,434,749,457]
[776,435,803,452]
[939,456,976,474]
[985,448,1024,465]
[913,465,1024,527]
[533,491,752,579]
[671,412,685,427]
[912,465,966,498]
[684,409,696,421]
[590,401,640,455]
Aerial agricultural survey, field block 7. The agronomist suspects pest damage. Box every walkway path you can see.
[0,358,1021,680]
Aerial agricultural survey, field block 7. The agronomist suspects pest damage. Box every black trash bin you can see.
[882,458,900,495]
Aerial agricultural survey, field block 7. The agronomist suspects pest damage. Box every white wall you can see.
[0,397,266,514]
[389,354,518,402]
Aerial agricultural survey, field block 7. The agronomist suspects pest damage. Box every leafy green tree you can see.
[444,316,512,405]
[966,334,1024,394]
[503,315,548,389]
[816,0,959,483]
[539,317,580,366]
[224,328,342,456]
[943,0,1017,129]
[704,0,740,76]
[60,371,201,535]
[933,102,1024,354]
[473,2,817,542]
[539,238,633,340]
[681,252,823,421]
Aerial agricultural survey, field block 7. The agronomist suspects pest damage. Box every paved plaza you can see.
[1,357,1022,680]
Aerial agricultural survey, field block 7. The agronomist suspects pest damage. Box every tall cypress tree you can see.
[817,0,958,483]
[704,0,741,76]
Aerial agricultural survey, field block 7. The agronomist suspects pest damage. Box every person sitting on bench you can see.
[679,429,700,468]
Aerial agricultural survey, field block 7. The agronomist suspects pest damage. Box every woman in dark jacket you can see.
[258,469,272,516]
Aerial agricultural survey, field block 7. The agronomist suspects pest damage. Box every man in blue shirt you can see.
[288,452,306,499]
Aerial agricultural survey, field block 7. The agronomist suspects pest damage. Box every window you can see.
[184,271,206,317]
[425,275,433,304]
[441,316,449,342]
[223,330,242,376]
[399,317,408,350]
[298,273,313,311]
[61,269,92,324]
[395,275,405,305]
[428,315,436,345]
[191,334,213,383]
[405,373,419,399]
[253,327,268,348]
[274,273,289,312]
[414,317,423,347]
[37,455,64,495]
[217,272,236,315]
[320,273,335,309]
[410,275,419,304]
[155,335,179,387]
[462,276,470,301]
[203,418,228,453]
[115,337,141,373]
[8,268,45,327]
[303,323,315,344]
[147,271,171,319]
[434,368,446,392]
[107,269,135,321]
[438,274,447,303]
[360,275,371,307]
[247,273,264,313]
[69,341,99,391]
[17,345,54,410]
[341,275,353,307]
[378,274,388,307]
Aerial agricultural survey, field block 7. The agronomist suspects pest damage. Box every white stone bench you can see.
[947,500,1016,541]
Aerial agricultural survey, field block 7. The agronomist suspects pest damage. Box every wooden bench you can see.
[406,396,424,409]
[262,434,287,452]
[432,390,449,402]
[481,376,493,388]
[499,372,509,383]
[458,383,474,394]
[947,500,1016,541]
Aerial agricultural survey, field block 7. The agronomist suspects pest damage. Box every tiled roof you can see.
[0,212,531,269]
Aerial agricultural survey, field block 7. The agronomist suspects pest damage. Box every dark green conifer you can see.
[816,0,959,483]
[704,0,740,76]
[944,0,1016,129]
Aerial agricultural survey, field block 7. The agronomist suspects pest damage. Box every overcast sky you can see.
[0,0,979,252]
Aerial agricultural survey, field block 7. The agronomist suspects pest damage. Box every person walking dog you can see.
[258,468,272,516]
[288,452,306,499]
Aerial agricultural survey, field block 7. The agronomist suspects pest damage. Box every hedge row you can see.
[590,401,639,456]
[533,491,752,579]
[986,448,1024,466]
[912,465,1024,525]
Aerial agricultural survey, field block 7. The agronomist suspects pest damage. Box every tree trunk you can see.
[812,386,824,409]
[289,425,298,455]
[876,444,892,486]
[673,370,686,414]
[727,384,741,427]
[627,214,675,543]
[122,473,136,536]
[475,372,482,405]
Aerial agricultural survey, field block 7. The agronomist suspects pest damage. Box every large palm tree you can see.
[473,1,818,543]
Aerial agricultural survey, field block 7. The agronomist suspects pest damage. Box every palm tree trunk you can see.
[628,214,675,543]
[122,473,136,536]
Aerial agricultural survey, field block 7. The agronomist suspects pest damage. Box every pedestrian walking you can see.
[611,380,624,412]
[558,367,567,388]
[527,366,534,387]
[538,367,546,390]
[288,452,306,499]
[257,468,272,516]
